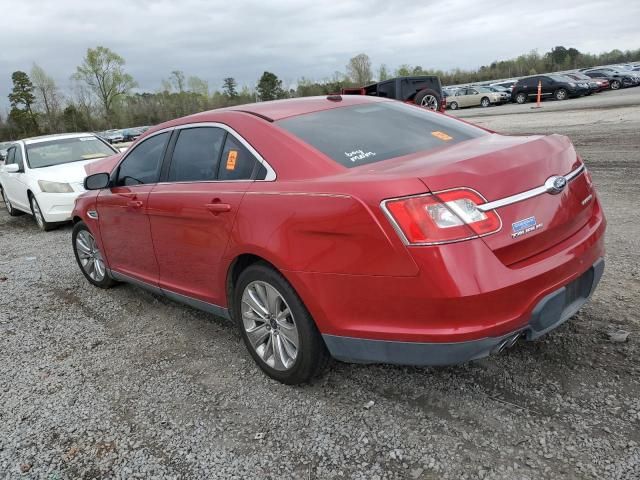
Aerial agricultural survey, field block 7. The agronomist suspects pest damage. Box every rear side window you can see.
[116,132,169,186]
[168,127,226,182]
[217,135,260,181]
[277,102,486,168]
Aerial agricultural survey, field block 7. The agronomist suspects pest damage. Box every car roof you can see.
[20,132,96,145]
[189,95,390,123]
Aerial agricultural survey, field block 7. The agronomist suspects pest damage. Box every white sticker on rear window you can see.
[79,137,98,141]
[345,149,376,162]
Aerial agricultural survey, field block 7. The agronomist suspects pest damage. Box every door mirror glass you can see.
[3,163,19,173]
[84,172,110,190]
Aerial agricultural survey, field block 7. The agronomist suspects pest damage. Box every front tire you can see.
[2,188,22,216]
[610,80,621,90]
[30,195,56,231]
[234,263,329,385]
[480,97,490,107]
[72,221,115,288]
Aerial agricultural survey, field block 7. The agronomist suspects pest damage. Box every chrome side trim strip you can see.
[477,164,585,212]
[108,269,230,320]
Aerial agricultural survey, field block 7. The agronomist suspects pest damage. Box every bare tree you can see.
[31,63,62,133]
[346,53,372,86]
[74,46,137,125]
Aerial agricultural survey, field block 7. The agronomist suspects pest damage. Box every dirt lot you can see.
[1,90,639,479]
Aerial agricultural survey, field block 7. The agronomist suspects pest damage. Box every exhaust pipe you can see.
[493,332,522,354]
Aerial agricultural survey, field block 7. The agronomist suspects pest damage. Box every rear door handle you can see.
[205,203,231,214]
[128,200,144,208]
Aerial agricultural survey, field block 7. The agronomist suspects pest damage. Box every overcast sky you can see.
[1,0,639,110]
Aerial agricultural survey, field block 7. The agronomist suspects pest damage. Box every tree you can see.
[169,70,185,92]
[222,77,238,97]
[74,46,137,125]
[8,71,38,136]
[378,64,389,81]
[346,53,372,86]
[31,63,62,133]
[187,76,209,96]
[256,71,285,101]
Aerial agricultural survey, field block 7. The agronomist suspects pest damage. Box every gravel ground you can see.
[1,91,639,479]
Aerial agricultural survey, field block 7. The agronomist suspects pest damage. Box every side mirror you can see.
[84,172,111,190]
[3,163,19,173]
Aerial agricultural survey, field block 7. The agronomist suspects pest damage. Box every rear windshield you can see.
[277,102,486,168]
[26,136,116,168]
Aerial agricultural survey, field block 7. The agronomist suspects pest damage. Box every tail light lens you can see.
[382,189,501,245]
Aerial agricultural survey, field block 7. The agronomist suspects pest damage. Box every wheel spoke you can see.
[246,323,269,349]
[94,258,105,279]
[76,236,92,254]
[280,324,299,350]
[272,335,288,370]
[244,288,268,318]
[276,307,291,322]
[264,284,280,313]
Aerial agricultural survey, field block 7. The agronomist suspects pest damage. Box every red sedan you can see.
[72,96,605,384]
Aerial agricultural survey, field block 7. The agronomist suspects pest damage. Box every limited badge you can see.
[511,216,543,238]
[226,150,238,170]
[431,131,453,141]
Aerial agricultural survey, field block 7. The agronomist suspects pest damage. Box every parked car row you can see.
[0,95,606,385]
[96,126,150,144]
[443,63,640,109]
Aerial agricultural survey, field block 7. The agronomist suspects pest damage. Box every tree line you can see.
[2,45,638,141]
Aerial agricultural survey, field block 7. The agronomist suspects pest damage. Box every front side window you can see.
[168,127,226,182]
[14,146,24,170]
[26,136,116,169]
[277,101,486,168]
[116,132,169,186]
[5,147,16,165]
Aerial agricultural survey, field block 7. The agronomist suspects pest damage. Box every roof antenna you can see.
[326,94,342,102]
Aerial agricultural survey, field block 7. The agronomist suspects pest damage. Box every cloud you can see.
[0,0,638,109]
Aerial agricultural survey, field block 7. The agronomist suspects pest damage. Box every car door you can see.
[147,125,264,307]
[2,145,30,211]
[465,88,480,107]
[97,131,171,285]
[454,89,467,107]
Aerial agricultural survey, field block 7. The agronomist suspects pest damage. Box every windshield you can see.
[26,136,116,168]
[0,142,13,151]
[277,101,487,168]
[475,86,493,92]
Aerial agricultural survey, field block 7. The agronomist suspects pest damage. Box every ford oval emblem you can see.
[545,175,568,195]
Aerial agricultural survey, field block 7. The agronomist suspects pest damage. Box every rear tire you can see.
[2,188,22,216]
[555,88,568,101]
[449,101,459,110]
[234,262,329,385]
[515,92,527,104]
[30,195,56,231]
[415,89,441,111]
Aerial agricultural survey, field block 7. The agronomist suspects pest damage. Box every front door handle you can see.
[205,203,231,214]
[128,200,143,208]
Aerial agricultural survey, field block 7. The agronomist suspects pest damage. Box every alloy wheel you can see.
[31,197,45,228]
[75,230,106,282]
[420,95,438,111]
[2,190,11,213]
[241,280,299,371]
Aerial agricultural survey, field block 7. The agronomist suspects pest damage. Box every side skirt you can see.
[108,269,231,320]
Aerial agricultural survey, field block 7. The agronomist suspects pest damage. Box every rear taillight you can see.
[382,189,501,245]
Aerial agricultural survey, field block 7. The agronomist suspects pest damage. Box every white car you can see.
[0,133,118,231]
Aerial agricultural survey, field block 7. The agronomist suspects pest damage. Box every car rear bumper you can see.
[322,258,604,365]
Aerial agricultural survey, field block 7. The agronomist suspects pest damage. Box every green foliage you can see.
[74,46,137,125]
[223,77,238,98]
[8,71,39,136]
[257,71,286,101]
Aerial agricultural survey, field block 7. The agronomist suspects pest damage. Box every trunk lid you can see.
[366,133,595,265]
